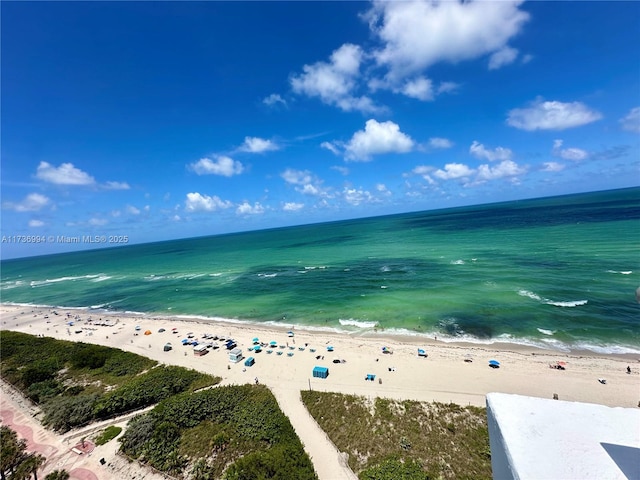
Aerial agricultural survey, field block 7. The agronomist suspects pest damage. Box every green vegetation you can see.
[120,384,317,480]
[0,331,221,432]
[1,425,47,480]
[301,392,491,480]
[95,426,123,446]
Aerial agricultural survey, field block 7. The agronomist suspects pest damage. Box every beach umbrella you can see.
[252,337,259,344]
[270,341,277,347]
[158,328,166,333]
[144,330,152,335]
[181,338,189,344]
[327,346,334,352]
[489,360,500,366]
[287,331,294,337]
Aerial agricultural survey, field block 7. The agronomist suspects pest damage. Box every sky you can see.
[2,1,639,259]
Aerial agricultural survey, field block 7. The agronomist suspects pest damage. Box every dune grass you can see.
[301,391,491,480]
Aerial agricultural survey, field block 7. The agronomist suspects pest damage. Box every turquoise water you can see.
[2,188,639,354]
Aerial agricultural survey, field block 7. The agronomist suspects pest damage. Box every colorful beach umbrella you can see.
[252,337,259,344]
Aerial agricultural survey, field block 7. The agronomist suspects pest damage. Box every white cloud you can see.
[542,162,565,172]
[126,205,141,215]
[283,202,304,212]
[281,168,314,186]
[281,168,328,197]
[103,181,130,190]
[172,215,181,222]
[366,0,529,82]
[89,217,107,226]
[343,187,376,206]
[291,43,379,113]
[29,219,45,227]
[3,193,50,212]
[400,76,433,101]
[239,137,280,153]
[469,141,512,162]
[185,192,233,212]
[476,160,527,182]
[552,140,588,161]
[331,165,350,176]
[236,202,265,215]
[429,137,453,149]
[36,162,96,186]
[433,163,475,180]
[507,98,602,131]
[190,156,244,176]
[619,106,640,133]
[263,93,287,107]
[344,119,414,161]
[321,141,341,155]
[437,82,459,95]
[488,46,519,70]
[376,183,392,196]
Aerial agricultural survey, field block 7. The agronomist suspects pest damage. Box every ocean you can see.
[2,188,639,354]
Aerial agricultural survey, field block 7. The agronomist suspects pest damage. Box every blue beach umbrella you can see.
[489,360,500,368]
[270,341,277,347]
[327,346,334,352]
[252,337,259,344]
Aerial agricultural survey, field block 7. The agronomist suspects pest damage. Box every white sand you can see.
[2,304,639,479]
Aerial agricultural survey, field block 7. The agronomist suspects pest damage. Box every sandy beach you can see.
[1,303,639,479]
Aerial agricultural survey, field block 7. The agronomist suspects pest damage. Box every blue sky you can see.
[2,1,639,259]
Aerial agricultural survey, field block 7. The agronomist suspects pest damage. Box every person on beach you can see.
[627,366,631,374]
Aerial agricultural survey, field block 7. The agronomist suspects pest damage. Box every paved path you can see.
[270,384,358,480]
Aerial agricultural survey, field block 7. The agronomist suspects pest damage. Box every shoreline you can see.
[3,301,639,359]
[2,303,639,409]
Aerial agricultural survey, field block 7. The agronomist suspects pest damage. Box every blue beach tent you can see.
[244,357,255,367]
[313,366,329,379]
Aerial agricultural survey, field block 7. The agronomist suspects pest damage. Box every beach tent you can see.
[489,360,500,368]
[144,330,152,335]
[417,348,427,357]
[269,341,277,347]
[365,373,376,381]
[313,366,329,379]
[252,337,259,344]
[287,331,295,337]
[193,344,208,356]
[163,343,172,352]
[245,357,255,367]
[327,346,334,352]
[158,328,166,333]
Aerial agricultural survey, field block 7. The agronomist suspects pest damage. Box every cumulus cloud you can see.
[488,46,519,70]
[29,219,45,227]
[103,181,130,190]
[542,162,565,172]
[366,0,529,82]
[126,205,141,215]
[3,193,50,212]
[291,43,379,113]
[281,168,328,197]
[239,137,280,153]
[552,140,588,161]
[344,119,414,161]
[36,162,95,186]
[190,156,244,176]
[89,217,108,226]
[236,202,265,215]
[185,192,233,212]
[283,202,304,212]
[507,98,602,131]
[400,76,433,101]
[263,93,287,107]
[433,163,475,180]
[469,141,512,162]
[476,160,526,182]
[429,137,453,149]
[619,106,640,133]
[343,187,376,206]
